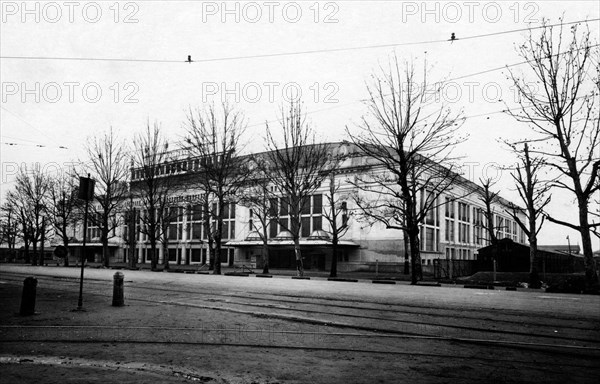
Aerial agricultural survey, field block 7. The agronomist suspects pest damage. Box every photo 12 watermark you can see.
[459,161,503,183]
[200,1,339,23]
[1,161,82,184]
[2,81,140,104]
[1,1,140,23]
[395,80,541,105]
[400,1,540,24]
[201,81,340,103]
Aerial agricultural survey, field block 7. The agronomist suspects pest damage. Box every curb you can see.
[328,278,358,283]
[256,274,273,278]
[464,284,495,290]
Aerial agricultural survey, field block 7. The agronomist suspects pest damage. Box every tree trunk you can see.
[32,241,38,266]
[294,242,304,277]
[329,239,338,278]
[408,226,422,285]
[128,214,137,269]
[528,237,541,288]
[403,231,410,275]
[262,242,270,274]
[213,237,222,275]
[63,239,70,267]
[163,241,170,270]
[23,240,30,264]
[102,240,109,268]
[578,202,598,290]
[150,239,158,271]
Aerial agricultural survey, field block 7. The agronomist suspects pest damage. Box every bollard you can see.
[112,272,124,307]
[20,277,38,316]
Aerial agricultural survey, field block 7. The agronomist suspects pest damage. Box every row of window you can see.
[420,196,526,252]
[126,246,234,264]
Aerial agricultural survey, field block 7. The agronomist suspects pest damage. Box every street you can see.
[1,265,599,383]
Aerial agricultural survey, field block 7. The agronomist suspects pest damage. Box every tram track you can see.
[2,271,599,350]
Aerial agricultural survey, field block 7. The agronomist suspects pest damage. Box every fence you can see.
[433,259,477,279]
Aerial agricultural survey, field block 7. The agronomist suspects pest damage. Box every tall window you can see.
[268,194,323,238]
[420,191,439,252]
[222,203,236,240]
[167,207,184,241]
[189,204,204,241]
[473,207,485,245]
[444,197,455,242]
[496,216,505,239]
[457,202,470,244]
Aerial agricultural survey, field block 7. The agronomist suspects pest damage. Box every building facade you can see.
[70,142,527,272]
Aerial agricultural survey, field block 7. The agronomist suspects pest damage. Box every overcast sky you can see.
[1,0,599,248]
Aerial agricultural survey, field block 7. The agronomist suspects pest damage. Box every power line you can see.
[1,141,69,149]
[1,106,65,148]
[0,19,596,64]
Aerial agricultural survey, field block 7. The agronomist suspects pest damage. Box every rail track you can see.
[2,271,599,354]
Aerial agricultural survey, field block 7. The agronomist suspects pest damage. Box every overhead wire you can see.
[0,19,596,64]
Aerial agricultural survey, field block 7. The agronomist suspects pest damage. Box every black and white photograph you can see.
[1,1,599,383]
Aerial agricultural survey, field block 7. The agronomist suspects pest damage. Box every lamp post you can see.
[40,214,46,266]
[75,174,95,311]
[567,235,574,273]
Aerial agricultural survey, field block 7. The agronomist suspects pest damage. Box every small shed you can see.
[477,238,581,273]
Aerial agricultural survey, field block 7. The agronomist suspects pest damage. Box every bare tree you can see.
[0,200,19,262]
[239,167,274,274]
[12,165,51,266]
[6,191,32,264]
[506,143,552,288]
[262,101,333,277]
[507,20,599,288]
[323,172,351,278]
[133,121,173,271]
[477,177,500,246]
[84,128,129,268]
[346,56,465,285]
[47,170,81,267]
[123,188,139,270]
[184,102,251,275]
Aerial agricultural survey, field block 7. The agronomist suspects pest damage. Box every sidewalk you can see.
[11,261,434,283]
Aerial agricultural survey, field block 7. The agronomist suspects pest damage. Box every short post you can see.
[375,259,379,278]
[112,272,124,307]
[493,258,497,282]
[20,277,38,316]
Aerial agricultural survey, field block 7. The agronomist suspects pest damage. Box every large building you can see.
[70,142,527,273]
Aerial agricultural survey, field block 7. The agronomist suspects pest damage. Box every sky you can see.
[1,0,599,249]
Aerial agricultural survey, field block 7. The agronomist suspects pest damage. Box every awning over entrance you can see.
[69,243,121,248]
[225,239,359,247]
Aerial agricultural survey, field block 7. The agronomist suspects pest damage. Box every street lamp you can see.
[74,174,95,312]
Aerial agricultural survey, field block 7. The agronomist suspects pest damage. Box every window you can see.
[312,216,322,231]
[269,218,278,238]
[301,217,311,237]
[269,194,324,238]
[313,194,322,214]
[457,202,471,244]
[444,197,456,243]
[496,216,505,239]
[445,197,455,218]
[222,203,236,240]
[420,191,439,252]
[191,249,201,262]
[445,220,455,242]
